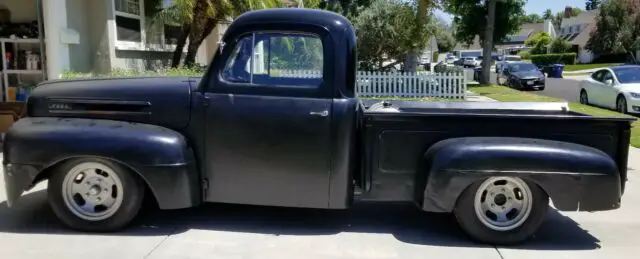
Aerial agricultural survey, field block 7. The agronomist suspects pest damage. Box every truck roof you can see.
[229,8,353,37]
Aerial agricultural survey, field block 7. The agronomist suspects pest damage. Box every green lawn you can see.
[563,63,622,72]
[470,85,640,147]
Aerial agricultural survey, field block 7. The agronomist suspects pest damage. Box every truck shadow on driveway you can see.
[0,189,600,250]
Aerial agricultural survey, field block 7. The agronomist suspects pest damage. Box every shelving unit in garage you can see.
[1,38,46,102]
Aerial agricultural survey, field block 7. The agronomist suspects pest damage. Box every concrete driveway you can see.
[1,149,640,259]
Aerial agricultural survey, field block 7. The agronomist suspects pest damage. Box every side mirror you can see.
[605,79,614,86]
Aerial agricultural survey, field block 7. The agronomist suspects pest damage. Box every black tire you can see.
[453,178,549,245]
[580,90,589,105]
[617,95,628,114]
[48,158,145,232]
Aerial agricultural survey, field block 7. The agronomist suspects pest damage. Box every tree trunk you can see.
[481,0,498,84]
[184,18,217,67]
[403,51,418,72]
[171,24,191,68]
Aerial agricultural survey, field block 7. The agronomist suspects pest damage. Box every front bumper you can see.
[517,78,545,89]
[626,97,640,114]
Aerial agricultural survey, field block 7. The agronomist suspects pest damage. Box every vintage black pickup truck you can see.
[2,9,635,245]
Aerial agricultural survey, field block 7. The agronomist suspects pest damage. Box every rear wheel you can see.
[48,158,145,232]
[454,177,549,245]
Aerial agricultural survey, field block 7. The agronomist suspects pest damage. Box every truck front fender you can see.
[417,137,621,213]
[3,117,200,209]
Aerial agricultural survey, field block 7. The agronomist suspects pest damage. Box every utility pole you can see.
[481,0,501,84]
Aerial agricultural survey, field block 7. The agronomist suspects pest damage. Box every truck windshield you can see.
[613,67,640,84]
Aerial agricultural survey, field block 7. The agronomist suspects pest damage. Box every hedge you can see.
[530,53,577,66]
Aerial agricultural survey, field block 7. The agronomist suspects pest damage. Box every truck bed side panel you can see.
[362,113,630,205]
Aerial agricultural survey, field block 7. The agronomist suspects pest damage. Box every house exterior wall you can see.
[113,50,171,71]
[41,0,216,77]
[578,47,594,64]
[87,0,113,74]
[66,0,91,73]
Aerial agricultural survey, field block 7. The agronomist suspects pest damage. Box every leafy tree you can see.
[542,8,553,19]
[354,0,434,71]
[586,0,601,10]
[522,13,543,23]
[549,37,572,53]
[586,0,640,60]
[436,30,456,52]
[525,32,552,54]
[151,0,197,67]
[444,0,526,47]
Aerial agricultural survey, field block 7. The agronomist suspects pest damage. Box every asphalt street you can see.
[2,149,640,259]
[475,69,582,102]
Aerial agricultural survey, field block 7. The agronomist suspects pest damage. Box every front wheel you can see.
[580,90,589,105]
[454,177,549,245]
[617,96,628,114]
[48,158,145,232]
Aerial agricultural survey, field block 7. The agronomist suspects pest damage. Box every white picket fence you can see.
[276,70,467,99]
[356,71,466,99]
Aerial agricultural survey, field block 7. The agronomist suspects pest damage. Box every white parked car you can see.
[463,57,481,67]
[578,65,640,114]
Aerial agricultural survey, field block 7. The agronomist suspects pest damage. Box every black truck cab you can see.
[3,9,635,245]
[196,9,359,209]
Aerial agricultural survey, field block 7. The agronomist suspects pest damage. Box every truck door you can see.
[202,31,333,208]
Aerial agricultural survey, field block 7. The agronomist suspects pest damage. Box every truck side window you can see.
[221,32,324,88]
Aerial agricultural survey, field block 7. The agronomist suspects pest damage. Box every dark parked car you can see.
[498,62,546,90]
[3,9,635,245]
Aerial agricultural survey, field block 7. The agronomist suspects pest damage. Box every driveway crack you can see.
[143,227,179,259]
[494,245,505,259]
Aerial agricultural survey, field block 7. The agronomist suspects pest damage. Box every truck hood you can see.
[27,76,200,130]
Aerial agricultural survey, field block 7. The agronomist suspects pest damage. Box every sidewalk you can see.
[563,68,599,75]
[466,90,497,102]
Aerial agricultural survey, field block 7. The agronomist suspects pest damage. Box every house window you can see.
[115,0,144,43]
[576,24,581,32]
[114,0,180,49]
[569,26,573,33]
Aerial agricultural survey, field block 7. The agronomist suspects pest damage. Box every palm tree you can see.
[155,0,282,67]
[182,0,282,67]
[153,0,199,67]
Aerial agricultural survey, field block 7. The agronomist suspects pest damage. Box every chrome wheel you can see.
[473,177,533,231]
[61,162,124,221]
[580,91,588,104]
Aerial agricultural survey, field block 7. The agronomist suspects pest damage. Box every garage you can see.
[0,0,45,134]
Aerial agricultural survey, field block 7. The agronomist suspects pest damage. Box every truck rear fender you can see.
[3,117,201,209]
[416,137,621,212]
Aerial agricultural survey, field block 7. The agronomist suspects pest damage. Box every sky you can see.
[435,0,587,24]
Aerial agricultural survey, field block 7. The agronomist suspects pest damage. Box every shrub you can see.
[434,63,464,73]
[530,53,577,66]
[61,67,205,79]
[517,50,531,60]
[549,38,573,54]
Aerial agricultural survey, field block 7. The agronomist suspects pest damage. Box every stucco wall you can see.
[0,0,37,22]
[113,50,171,71]
[86,0,113,74]
[66,0,91,72]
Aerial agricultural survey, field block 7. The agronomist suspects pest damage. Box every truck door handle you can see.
[309,110,329,117]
